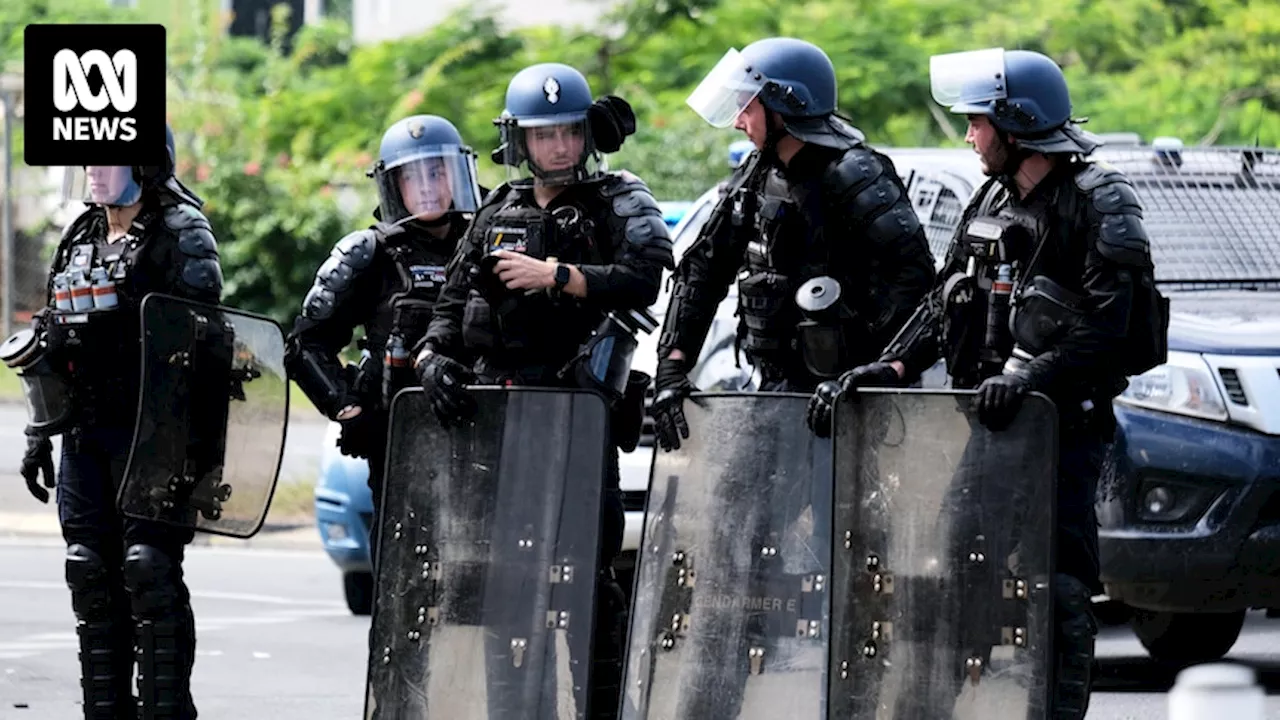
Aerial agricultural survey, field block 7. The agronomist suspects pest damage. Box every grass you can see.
[266,477,318,525]
[0,362,321,419]
[0,365,21,402]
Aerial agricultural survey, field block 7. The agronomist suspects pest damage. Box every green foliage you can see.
[5,0,1280,322]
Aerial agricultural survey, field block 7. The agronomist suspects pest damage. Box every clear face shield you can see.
[62,165,142,207]
[686,48,768,128]
[0,328,73,433]
[374,147,482,227]
[501,117,604,188]
[929,47,1009,112]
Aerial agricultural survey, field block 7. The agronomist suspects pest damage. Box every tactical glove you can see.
[651,357,700,452]
[335,405,379,459]
[805,361,902,438]
[415,348,477,428]
[20,427,55,504]
[974,373,1031,431]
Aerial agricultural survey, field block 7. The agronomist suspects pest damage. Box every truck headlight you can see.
[1115,351,1228,422]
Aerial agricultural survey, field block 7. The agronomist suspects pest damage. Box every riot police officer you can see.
[652,37,936,452]
[413,62,673,718]
[285,115,483,539]
[4,127,221,719]
[807,48,1167,719]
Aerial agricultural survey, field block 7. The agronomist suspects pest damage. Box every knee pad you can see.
[123,544,180,617]
[66,544,113,620]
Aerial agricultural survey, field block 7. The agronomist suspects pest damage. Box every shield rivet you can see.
[660,632,676,650]
[672,551,685,565]
[863,641,877,658]
[866,554,879,571]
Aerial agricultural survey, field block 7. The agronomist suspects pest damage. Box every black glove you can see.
[651,357,700,452]
[587,95,636,154]
[21,428,55,504]
[335,405,379,459]
[974,373,1031,431]
[415,348,477,428]
[805,361,902,438]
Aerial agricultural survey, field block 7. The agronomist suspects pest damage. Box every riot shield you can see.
[365,387,610,720]
[622,392,832,720]
[828,389,1057,720]
[118,293,288,538]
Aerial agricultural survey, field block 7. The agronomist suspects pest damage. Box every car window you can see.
[671,186,723,265]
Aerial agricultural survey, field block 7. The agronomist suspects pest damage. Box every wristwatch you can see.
[553,263,571,291]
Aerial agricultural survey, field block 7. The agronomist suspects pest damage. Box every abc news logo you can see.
[24,24,166,167]
[53,49,139,142]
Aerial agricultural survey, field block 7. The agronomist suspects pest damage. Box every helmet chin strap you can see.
[760,108,789,166]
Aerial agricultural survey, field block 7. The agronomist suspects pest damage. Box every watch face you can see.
[556,265,570,285]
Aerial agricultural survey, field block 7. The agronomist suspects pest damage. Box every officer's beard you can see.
[989,134,1033,190]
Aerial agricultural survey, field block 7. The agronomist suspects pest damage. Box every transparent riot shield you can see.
[365,387,610,720]
[622,393,833,720]
[828,389,1057,720]
[118,293,288,538]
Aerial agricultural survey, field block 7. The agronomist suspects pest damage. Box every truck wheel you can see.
[1130,609,1245,665]
[344,571,374,616]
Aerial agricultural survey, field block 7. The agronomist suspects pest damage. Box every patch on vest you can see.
[410,265,447,288]
[488,225,531,253]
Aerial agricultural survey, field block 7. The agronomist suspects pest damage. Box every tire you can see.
[1129,609,1245,666]
[343,571,374,616]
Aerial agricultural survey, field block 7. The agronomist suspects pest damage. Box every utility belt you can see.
[737,272,868,381]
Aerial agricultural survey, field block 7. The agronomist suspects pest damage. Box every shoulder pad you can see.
[168,205,222,295]
[1072,162,1150,266]
[162,202,212,233]
[603,180,662,219]
[1073,161,1126,192]
[1075,164,1144,217]
[825,147,889,193]
[597,171,652,199]
[301,228,381,320]
[334,228,380,269]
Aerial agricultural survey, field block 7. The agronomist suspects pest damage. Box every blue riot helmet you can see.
[64,124,203,208]
[929,47,1100,155]
[369,114,482,227]
[494,63,605,187]
[687,37,863,150]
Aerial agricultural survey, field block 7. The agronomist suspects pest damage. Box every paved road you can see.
[1,539,1278,719]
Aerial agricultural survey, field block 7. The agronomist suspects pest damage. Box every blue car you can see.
[314,203,695,615]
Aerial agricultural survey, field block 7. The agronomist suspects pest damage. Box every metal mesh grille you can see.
[1092,147,1280,287]
[907,175,966,262]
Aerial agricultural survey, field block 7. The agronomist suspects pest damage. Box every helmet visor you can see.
[686,49,768,128]
[502,119,604,188]
[63,165,142,207]
[929,47,1009,108]
[375,147,481,225]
